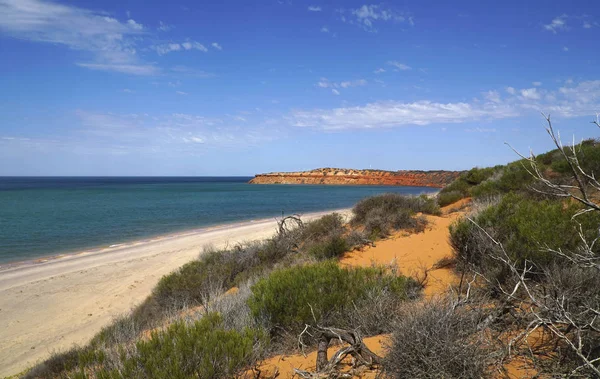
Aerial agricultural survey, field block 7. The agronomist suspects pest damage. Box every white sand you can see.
[0,209,351,377]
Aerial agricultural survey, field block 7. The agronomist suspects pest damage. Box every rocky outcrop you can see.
[249,168,462,188]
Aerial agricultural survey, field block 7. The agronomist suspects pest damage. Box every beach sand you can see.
[0,209,351,377]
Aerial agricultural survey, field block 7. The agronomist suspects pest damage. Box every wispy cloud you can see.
[291,100,515,130]
[387,61,411,71]
[211,42,223,50]
[374,68,386,74]
[153,41,208,55]
[291,79,600,130]
[76,63,159,76]
[339,4,412,32]
[308,5,322,11]
[544,14,568,33]
[316,78,367,93]
[170,65,215,78]
[0,0,153,74]
[176,91,188,95]
[157,21,172,32]
[320,26,329,33]
[68,111,278,152]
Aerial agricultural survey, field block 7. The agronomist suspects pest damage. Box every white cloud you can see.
[484,90,501,103]
[320,26,329,33]
[465,127,496,133]
[0,0,148,72]
[374,68,386,74]
[520,88,541,100]
[211,42,222,50]
[122,88,134,93]
[158,21,171,31]
[127,19,143,30]
[176,91,188,95]
[544,15,568,33]
[291,100,517,130]
[73,111,276,151]
[76,63,159,75]
[341,4,411,32]
[291,79,600,130]
[563,46,569,52]
[316,78,367,91]
[583,21,592,29]
[532,81,542,86]
[155,41,207,55]
[308,5,321,11]
[387,61,411,71]
[332,89,340,95]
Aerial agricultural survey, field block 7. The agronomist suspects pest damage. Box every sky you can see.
[0,0,599,176]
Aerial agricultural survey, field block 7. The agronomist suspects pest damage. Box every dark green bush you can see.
[301,213,345,241]
[153,249,242,310]
[101,313,265,379]
[437,190,464,207]
[450,193,600,284]
[307,235,349,260]
[248,261,416,334]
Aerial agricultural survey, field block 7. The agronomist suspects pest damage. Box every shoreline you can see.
[0,207,352,272]
[0,207,351,377]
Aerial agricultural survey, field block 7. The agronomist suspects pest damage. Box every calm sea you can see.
[0,177,437,264]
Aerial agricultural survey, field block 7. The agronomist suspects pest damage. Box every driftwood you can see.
[295,325,382,378]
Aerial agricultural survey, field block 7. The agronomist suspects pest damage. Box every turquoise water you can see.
[0,177,437,264]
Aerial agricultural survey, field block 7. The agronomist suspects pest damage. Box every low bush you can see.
[247,261,418,335]
[450,192,600,287]
[301,213,345,241]
[383,299,498,379]
[307,235,349,260]
[437,190,464,207]
[101,313,266,378]
[351,194,438,238]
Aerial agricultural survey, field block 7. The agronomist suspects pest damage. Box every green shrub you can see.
[153,249,242,310]
[301,213,345,241]
[307,235,349,260]
[101,313,265,378]
[437,190,464,207]
[248,261,416,334]
[450,193,600,284]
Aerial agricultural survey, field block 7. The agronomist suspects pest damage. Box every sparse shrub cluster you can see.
[351,193,439,238]
[383,299,498,379]
[248,260,419,336]
[450,192,600,289]
[26,313,266,379]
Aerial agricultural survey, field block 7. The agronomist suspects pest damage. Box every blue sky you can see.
[0,0,599,175]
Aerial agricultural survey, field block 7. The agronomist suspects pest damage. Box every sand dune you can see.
[0,209,351,377]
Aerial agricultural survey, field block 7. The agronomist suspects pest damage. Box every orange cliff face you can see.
[248,168,462,188]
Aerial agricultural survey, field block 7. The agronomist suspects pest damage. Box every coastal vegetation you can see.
[24,117,600,378]
[25,193,433,378]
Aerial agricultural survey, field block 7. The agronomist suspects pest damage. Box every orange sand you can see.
[254,335,389,378]
[256,205,467,378]
[341,212,462,297]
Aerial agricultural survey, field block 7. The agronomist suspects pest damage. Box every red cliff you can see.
[248,168,461,188]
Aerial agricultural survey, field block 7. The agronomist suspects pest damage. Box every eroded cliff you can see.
[249,168,461,188]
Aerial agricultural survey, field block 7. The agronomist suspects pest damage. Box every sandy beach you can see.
[0,209,351,377]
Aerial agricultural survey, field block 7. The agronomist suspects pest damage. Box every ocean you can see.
[0,177,438,264]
